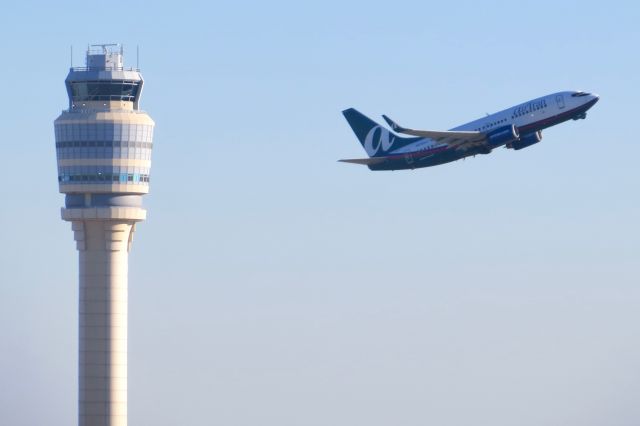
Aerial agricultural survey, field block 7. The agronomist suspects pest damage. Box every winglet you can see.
[382,114,406,133]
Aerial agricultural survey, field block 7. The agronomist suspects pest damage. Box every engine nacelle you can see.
[487,124,520,147]
[508,130,542,150]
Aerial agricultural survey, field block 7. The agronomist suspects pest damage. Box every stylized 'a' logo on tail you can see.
[342,108,419,157]
[363,126,395,157]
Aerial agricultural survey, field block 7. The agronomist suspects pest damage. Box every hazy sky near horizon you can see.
[1,1,639,425]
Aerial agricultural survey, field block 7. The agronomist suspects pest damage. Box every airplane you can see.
[340,91,599,171]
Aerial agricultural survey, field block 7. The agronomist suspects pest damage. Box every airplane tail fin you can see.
[342,108,417,157]
[342,108,382,148]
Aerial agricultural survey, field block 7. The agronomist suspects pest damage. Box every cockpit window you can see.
[571,91,591,97]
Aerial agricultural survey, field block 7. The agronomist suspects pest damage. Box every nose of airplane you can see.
[584,94,599,113]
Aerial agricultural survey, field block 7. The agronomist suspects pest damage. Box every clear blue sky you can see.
[1,1,639,425]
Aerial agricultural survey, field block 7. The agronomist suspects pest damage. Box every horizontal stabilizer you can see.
[338,157,388,166]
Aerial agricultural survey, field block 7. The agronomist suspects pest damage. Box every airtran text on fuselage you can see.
[364,126,396,156]
[512,99,548,118]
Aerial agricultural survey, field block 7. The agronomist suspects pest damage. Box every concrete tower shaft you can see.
[54,44,153,426]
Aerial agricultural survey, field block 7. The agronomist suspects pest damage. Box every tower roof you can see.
[65,43,144,109]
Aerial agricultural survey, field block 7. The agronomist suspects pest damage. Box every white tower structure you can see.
[54,44,154,426]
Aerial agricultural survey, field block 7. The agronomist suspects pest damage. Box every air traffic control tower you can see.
[54,44,154,426]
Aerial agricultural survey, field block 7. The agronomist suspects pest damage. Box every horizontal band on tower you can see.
[66,194,143,208]
[61,206,146,221]
[54,122,153,143]
[58,159,151,167]
[59,173,150,184]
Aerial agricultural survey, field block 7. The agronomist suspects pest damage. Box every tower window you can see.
[70,80,140,102]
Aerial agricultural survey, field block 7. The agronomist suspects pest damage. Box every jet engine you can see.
[508,130,542,150]
[487,124,520,147]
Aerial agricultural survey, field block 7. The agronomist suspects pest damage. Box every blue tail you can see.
[342,108,419,157]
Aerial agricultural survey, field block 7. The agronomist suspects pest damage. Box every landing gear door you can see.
[556,94,565,109]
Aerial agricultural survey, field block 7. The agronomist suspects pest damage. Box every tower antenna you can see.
[137,45,139,70]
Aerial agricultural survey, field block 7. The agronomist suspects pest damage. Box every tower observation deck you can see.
[54,44,154,426]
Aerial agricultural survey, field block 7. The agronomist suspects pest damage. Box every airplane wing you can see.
[382,114,486,150]
[338,157,388,165]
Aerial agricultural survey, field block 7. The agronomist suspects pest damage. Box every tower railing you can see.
[70,66,140,72]
[62,107,148,114]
